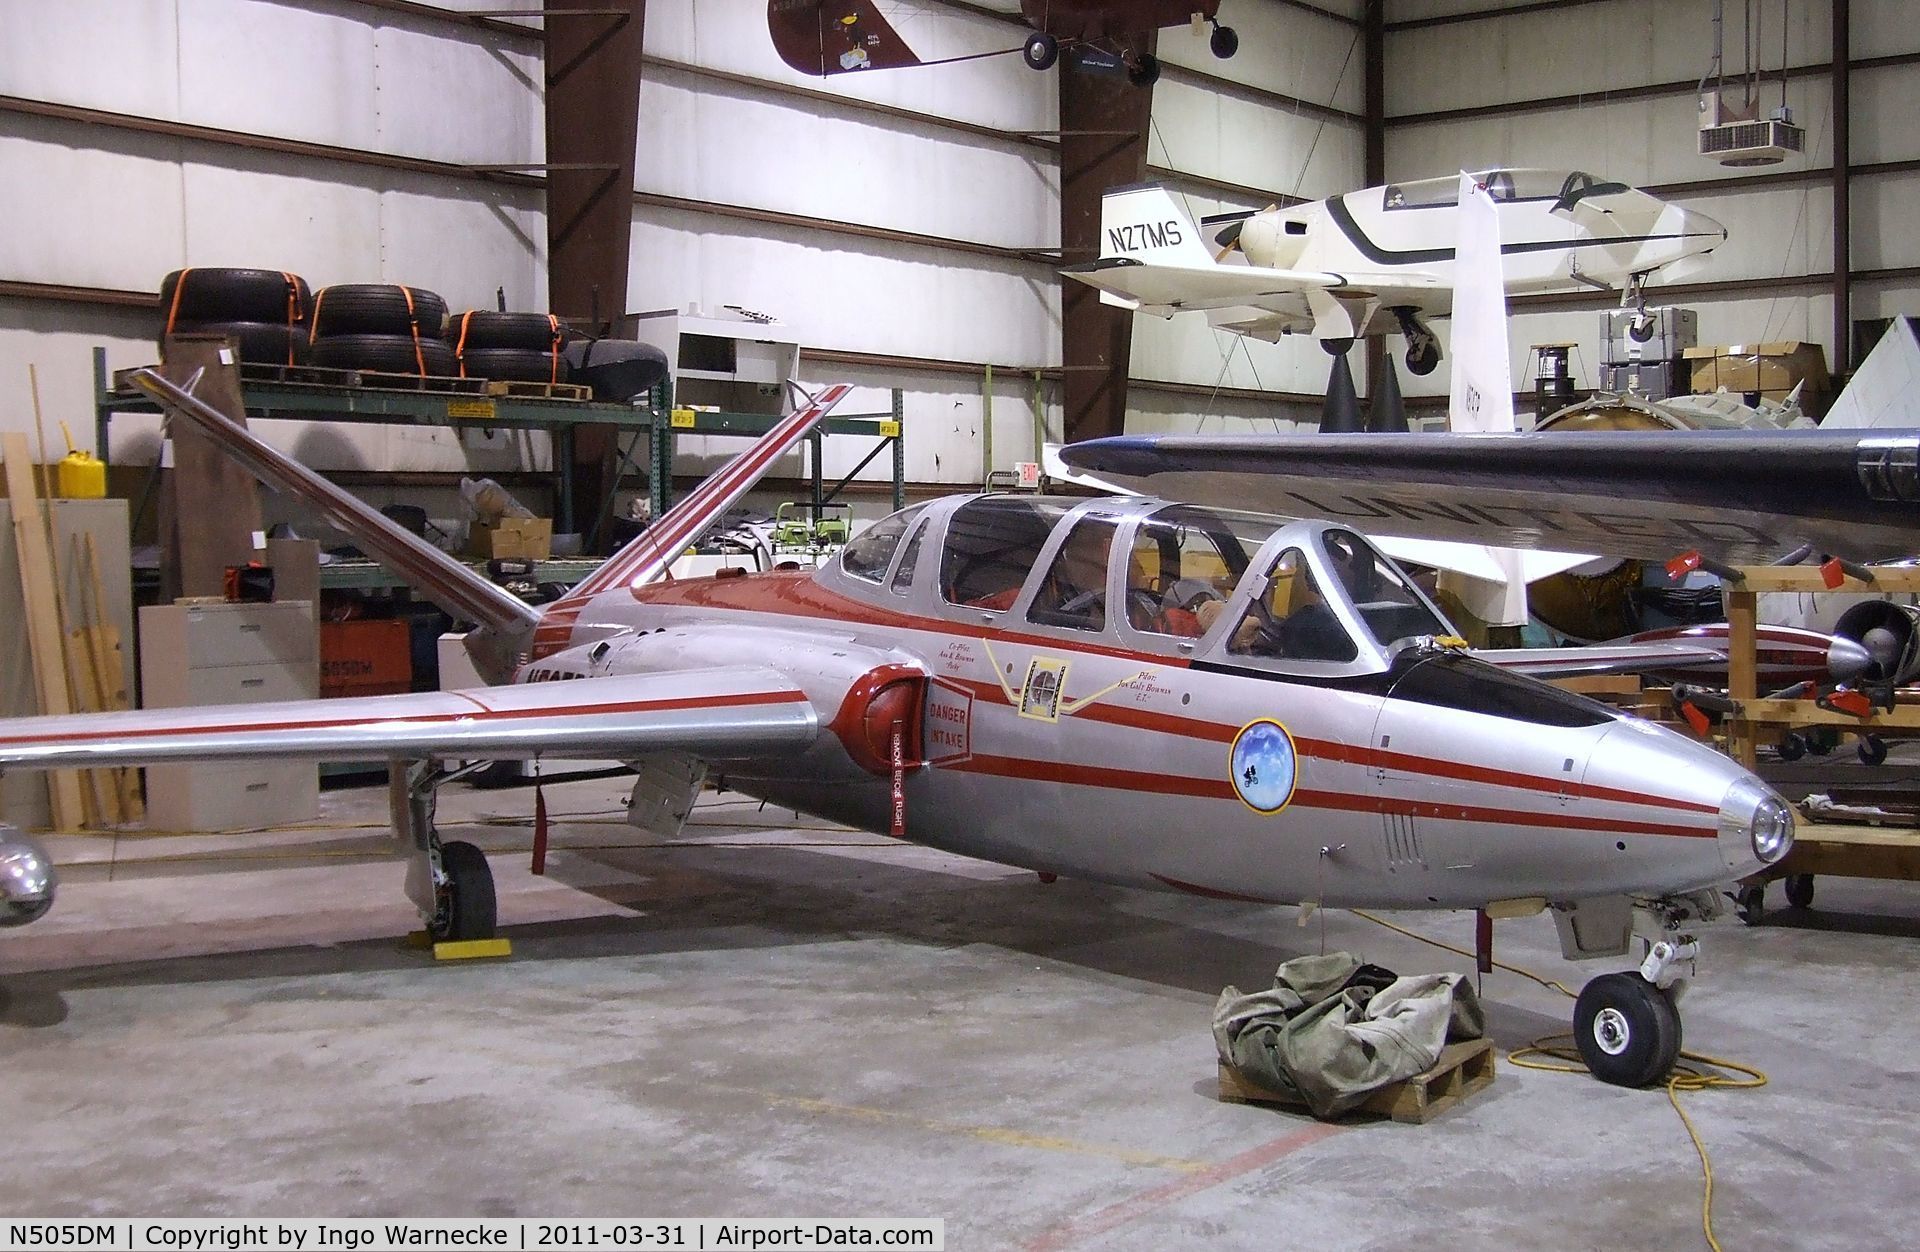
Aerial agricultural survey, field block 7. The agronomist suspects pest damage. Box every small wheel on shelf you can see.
[1784,873,1815,910]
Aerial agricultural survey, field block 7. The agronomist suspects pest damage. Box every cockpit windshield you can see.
[1124,504,1286,639]
[940,496,1078,612]
[1219,529,1451,669]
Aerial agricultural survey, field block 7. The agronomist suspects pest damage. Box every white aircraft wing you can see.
[1058,429,1920,565]
[0,669,817,771]
[1061,257,1443,315]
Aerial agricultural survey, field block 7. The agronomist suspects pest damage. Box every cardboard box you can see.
[467,516,552,560]
[1685,342,1830,397]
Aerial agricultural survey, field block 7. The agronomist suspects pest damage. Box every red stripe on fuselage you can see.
[599,570,1720,826]
[945,756,1713,839]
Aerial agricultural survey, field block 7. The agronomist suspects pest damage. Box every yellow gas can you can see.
[55,423,106,498]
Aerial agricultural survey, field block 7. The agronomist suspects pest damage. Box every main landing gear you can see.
[1556,892,1711,1086]
[393,759,498,944]
[1391,307,1441,375]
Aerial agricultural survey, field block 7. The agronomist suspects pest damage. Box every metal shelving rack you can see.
[643,389,906,523]
[91,349,908,561]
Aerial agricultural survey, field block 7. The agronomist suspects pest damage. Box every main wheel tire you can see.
[1735,883,1766,925]
[311,333,457,376]
[1022,32,1058,71]
[1127,52,1161,87]
[1210,24,1239,58]
[434,840,497,941]
[1784,873,1816,909]
[159,268,311,326]
[312,284,449,339]
[161,319,310,365]
[459,346,570,384]
[448,310,566,352]
[1573,972,1682,1088]
[1859,734,1889,766]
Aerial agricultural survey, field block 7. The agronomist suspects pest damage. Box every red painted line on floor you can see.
[1020,1121,1343,1251]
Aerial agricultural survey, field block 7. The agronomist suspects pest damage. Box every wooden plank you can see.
[1217,1038,1495,1125]
[1726,588,1759,769]
[80,534,141,821]
[1,432,85,829]
[1723,566,1920,595]
[158,335,263,599]
[1742,698,1920,729]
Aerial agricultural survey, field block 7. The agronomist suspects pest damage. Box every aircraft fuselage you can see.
[531,497,1776,913]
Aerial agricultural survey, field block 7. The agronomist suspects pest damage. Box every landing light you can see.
[1719,779,1794,867]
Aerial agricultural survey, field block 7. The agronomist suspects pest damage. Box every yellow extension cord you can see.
[1352,909,1768,1252]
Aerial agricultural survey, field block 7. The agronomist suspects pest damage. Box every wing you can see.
[768,0,923,76]
[1059,429,1920,564]
[0,669,816,771]
[1060,257,1444,315]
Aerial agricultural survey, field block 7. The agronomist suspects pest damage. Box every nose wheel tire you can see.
[431,840,498,942]
[1784,873,1815,909]
[1022,32,1058,70]
[1775,732,1807,762]
[1858,733,1889,766]
[1573,972,1682,1087]
[1734,883,1766,925]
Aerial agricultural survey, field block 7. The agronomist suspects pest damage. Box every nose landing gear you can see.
[1575,972,1682,1088]
[1555,891,1713,1086]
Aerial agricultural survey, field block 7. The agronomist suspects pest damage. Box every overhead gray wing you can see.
[1060,430,1920,564]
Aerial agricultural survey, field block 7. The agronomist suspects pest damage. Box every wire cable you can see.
[1351,908,1768,1252]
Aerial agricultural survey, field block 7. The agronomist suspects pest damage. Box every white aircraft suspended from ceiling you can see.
[1061,168,1728,377]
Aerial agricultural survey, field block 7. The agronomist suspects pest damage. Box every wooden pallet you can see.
[354,369,491,395]
[482,377,591,402]
[1217,1038,1495,1124]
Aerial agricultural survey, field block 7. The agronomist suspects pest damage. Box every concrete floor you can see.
[3,766,1918,1249]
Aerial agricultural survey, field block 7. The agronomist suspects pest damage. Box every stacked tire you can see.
[158,268,312,366]
[448,311,570,385]
[309,284,455,376]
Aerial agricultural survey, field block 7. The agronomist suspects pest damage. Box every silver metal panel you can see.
[0,669,817,769]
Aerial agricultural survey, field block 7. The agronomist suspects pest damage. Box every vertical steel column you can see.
[892,388,906,512]
[1362,0,1388,415]
[1059,49,1156,444]
[545,0,646,542]
[1831,0,1852,377]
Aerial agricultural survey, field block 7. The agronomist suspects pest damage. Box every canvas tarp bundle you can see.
[1213,952,1486,1119]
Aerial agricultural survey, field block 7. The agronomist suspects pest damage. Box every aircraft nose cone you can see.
[1827,633,1874,683]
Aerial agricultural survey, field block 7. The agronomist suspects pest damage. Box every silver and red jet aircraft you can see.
[0,369,1803,1088]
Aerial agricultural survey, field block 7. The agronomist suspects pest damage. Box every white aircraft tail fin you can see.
[1447,172,1516,436]
[1443,172,1527,628]
[1097,184,1213,269]
[1818,316,1920,430]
